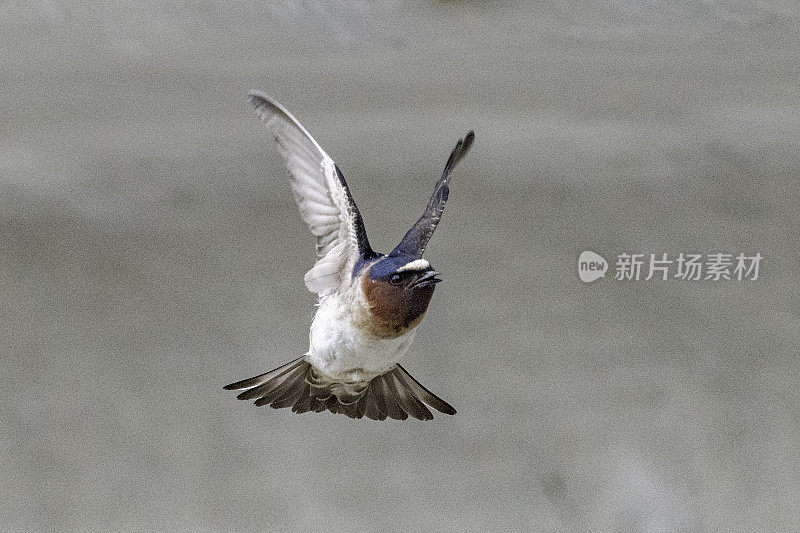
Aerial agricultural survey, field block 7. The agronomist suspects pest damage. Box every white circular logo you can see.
[578,251,608,283]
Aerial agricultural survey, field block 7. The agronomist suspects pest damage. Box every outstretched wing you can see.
[391,131,474,258]
[248,91,374,298]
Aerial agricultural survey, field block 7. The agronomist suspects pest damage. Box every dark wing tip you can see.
[246,91,266,111]
[463,130,475,150]
[247,89,270,106]
[246,90,297,124]
[462,131,475,160]
[445,130,475,173]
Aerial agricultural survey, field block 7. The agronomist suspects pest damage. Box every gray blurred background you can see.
[2,1,799,532]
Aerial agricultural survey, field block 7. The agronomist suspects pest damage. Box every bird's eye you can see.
[389,273,403,285]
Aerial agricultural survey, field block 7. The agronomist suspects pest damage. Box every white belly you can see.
[306,289,417,377]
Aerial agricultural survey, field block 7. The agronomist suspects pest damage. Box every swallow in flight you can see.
[224,91,474,420]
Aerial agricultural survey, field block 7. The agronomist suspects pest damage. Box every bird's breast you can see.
[308,290,418,376]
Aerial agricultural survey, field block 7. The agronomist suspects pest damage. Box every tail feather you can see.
[290,390,314,414]
[270,378,310,409]
[386,372,433,421]
[339,401,361,419]
[224,356,304,391]
[373,376,407,420]
[395,364,458,416]
[309,396,328,413]
[224,358,456,421]
[253,364,307,407]
[236,361,304,401]
[362,386,386,421]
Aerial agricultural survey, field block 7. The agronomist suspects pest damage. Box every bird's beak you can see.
[413,270,442,288]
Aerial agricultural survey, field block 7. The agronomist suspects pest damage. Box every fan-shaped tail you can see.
[224,359,456,421]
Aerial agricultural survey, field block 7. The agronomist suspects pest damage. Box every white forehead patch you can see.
[396,259,430,272]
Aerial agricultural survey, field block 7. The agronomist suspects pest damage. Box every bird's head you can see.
[359,254,441,338]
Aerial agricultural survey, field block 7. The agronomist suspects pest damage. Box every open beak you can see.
[412,270,442,288]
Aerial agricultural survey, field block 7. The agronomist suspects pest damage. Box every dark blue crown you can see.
[353,252,432,282]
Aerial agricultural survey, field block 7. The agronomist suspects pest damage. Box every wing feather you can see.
[248,91,374,298]
[391,131,474,258]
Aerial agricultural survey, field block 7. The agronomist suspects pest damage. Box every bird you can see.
[224,90,474,421]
